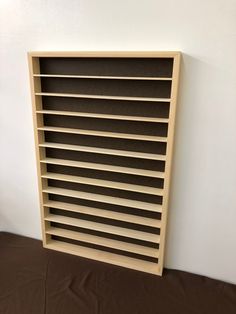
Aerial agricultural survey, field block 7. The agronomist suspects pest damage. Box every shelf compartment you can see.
[45,214,160,243]
[36,110,169,123]
[44,128,167,157]
[43,187,162,213]
[42,97,170,119]
[43,114,168,138]
[42,172,163,195]
[40,158,165,178]
[46,239,159,274]
[39,142,166,161]
[38,126,167,142]
[39,57,173,78]
[44,200,161,228]
[46,227,159,258]
[46,163,163,192]
[48,179,162,205]
[40,77,171,98]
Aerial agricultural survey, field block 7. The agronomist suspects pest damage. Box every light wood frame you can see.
[28,51,181,275]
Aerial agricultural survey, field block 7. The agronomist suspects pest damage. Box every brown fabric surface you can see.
[0,232,236,314]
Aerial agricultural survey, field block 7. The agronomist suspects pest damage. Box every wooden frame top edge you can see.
[28,51,181,58]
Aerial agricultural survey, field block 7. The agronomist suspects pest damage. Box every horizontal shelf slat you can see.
[46,227,159,258]
[35,92,171,103]
[40,158,164,178]
[44,200,161,228]
[29,51,179,57]
[46,240,159,275]
[36,110,169,123]
[45,214,159,243]
[43,187,162,213]
[34,74,172,81]
[39,142,166,161]
[38,126,167,142]
[42,172,163,195]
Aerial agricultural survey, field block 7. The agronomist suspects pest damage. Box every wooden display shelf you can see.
[28,51,181,275]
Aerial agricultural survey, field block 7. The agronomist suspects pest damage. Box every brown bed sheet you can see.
[0,232,235,314]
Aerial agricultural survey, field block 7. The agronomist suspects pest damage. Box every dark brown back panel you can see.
[39,57,173,77]
[48,194,162,220]
[50,223,159,251]
[42,97,170,118]
[41,78,171,98]
[45,148,166,171]
[50,208,160,235]
[47,179,163,204]
[51,234,158,263]
[44,132,167,155]
[43,115,168,137]
[46,164,164,188]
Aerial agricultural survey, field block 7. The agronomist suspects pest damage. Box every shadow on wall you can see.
[164,51,235,271]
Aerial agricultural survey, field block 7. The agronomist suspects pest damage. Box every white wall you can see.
[0,0,236,284]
